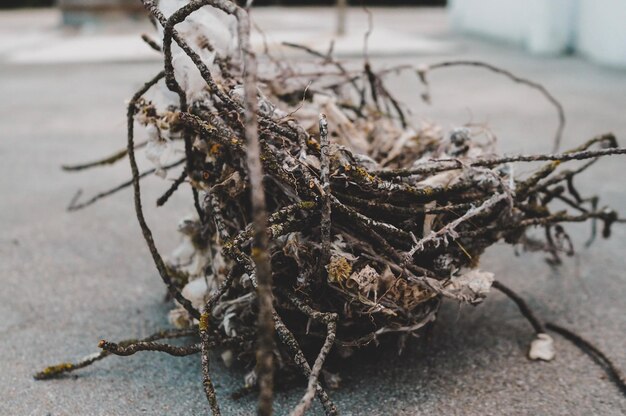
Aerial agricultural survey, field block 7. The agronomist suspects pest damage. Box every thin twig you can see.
[126,71,201,320]
[420,60,566,152]
[62,141,147,172]
[156,168,188,207]
[68,159,184,211]
[34,328,196,380]
[319,113,332,276]
[545,322,626,396]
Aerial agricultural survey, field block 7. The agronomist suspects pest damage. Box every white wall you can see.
[449,0,626,68]
[449,0,530,46]
[449,0,575,54]
[577,0,626,67]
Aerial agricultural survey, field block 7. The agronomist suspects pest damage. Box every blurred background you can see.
[2,0,625,67]
[3,0,446,6]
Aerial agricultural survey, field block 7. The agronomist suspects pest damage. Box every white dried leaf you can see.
[282,233,303,267]
[222,309,238,337]
[170,234,195,267]
[347,265,379,298]
[188,251,210,278]
[193,135,208,153]
[322,370,342,390]
[379,128,417,166]
[313,94,369,154]
[211,250,227,283]
[346,264,380,298]
[351,153,379,170]
[418,169,459,188]
[168,307,192,329]
[330,235,357,262]
[145,124,175,178]
[170,217,211,278]
[423,201,436,237]
[445,269,494,304]
[157,0,237,101]
[304,154,321,170]
[221,350,234,367]
[384,276,431,311]
[528,333,556,361]
[181,278,208,310]
[244,369,257,388]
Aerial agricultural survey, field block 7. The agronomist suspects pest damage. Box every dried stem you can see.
[319,113,332,275]
[494,281,626,396]
[420,60,565,152]
[62,141,147,172]
[371,134,620,178]
[68,159,184,211]
[156,167,188,207]
[99,340,201,357]
[34,328,196,380]
[126,71,200,320]
[545,322,626,396]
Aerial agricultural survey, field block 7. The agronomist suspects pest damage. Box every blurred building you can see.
[54,0,445,26]
[58,0,144,25]
[1,0,53,7]
[54,0,445,28]
[450,0,626,68]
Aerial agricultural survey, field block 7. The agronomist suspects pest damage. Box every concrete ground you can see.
[1,7,625,416]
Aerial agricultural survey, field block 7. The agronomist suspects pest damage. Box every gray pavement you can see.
[1,7,625,416]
